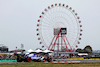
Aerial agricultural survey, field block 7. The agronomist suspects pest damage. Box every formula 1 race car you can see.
[16,53,52,62]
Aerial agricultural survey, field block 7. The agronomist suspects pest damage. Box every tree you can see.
[75,48,84,53]
[75,45,93,53]
[83,45,93,53]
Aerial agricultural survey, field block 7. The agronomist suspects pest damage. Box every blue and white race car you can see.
[26,54,45,62]
[16,53,52,62]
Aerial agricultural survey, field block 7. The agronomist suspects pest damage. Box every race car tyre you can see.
[24,57,28,62]
[27,57,32,62]
[48,57,52,62]
[47,57,52,62]
[17,57,22,62]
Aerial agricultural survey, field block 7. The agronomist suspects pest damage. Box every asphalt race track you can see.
[51,59,100,63]
[0,59,100,64]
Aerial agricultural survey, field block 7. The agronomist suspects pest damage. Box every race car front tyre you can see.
[17,57,22,62]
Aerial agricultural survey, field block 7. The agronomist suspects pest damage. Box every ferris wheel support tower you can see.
[48,28,73,52]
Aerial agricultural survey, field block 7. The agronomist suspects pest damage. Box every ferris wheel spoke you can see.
[67,36,76,41]
[41,24,54,28]
[68,31,79,34]
[42,32,53,46]
[68,31,80,35]
[44,16,53,24]
[67,33,77,37]
[69,28,78,30]
[41,21,52,27]
[41,19,51,24]
[42,28,53,30]
[67,35,78,40]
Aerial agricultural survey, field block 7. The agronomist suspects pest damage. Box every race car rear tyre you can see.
[47,57,52,62]
[49,57,52,62]
[27,57,32,62]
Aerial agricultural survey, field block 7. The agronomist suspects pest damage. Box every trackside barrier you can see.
[84,58,100,60]
[68,58,100,60]
[68,57,84,60]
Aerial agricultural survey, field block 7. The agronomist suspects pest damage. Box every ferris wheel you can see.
[36,3,82,52]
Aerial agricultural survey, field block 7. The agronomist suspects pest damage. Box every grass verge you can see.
[0,62,100,67]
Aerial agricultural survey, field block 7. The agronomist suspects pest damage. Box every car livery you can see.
[16,53,52,62]
[26,54,45,62]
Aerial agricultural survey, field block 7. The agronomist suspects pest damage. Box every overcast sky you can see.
[0,0,100,50]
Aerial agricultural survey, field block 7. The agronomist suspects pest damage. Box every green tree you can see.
[75,48,84,53]
[83,45,93,53]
